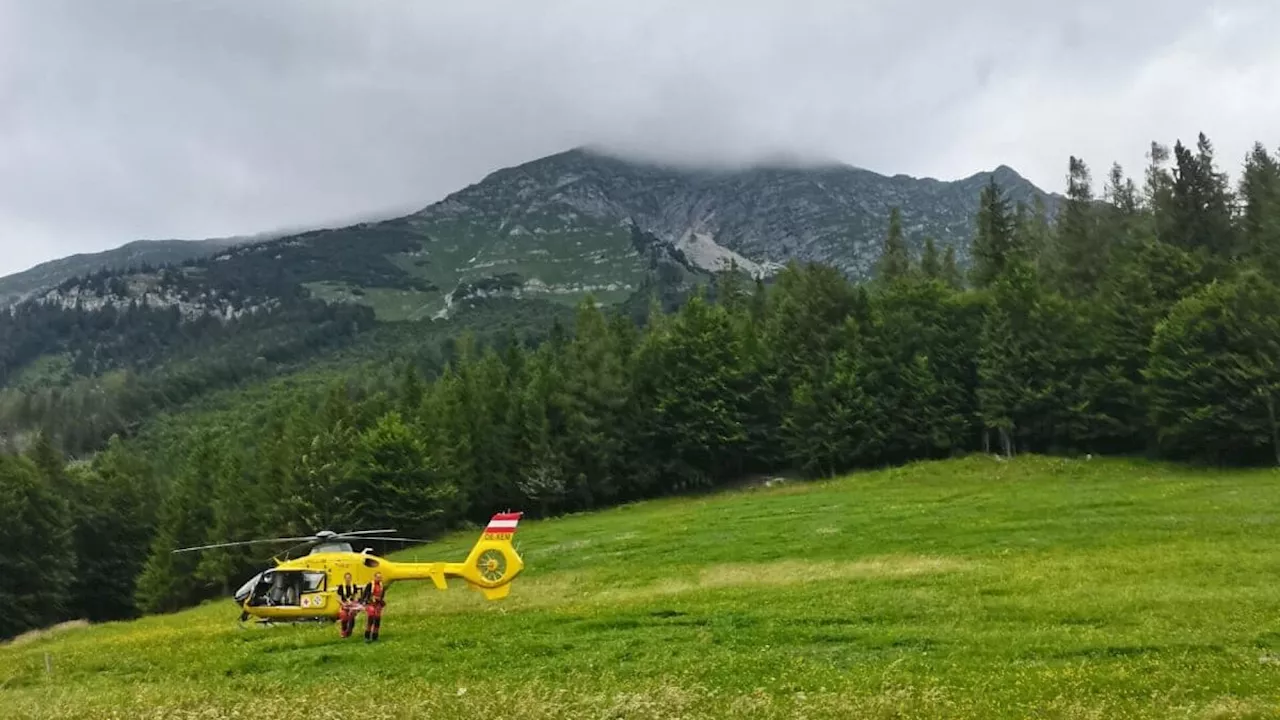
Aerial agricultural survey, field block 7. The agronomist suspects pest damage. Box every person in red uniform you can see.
[335,572,361,639]
[361,572,385,642]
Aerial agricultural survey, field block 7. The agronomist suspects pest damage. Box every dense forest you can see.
[4,133,1280,641]
[0,299,377,453]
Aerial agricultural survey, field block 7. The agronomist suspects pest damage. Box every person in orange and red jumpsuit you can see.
[335,572,361,639]
[361,572,386,642]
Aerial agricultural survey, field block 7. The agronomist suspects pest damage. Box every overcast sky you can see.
[2,0,1278,277]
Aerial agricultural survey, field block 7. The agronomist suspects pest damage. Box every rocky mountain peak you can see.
[2,147,1059,321]
[412,148,1057,281]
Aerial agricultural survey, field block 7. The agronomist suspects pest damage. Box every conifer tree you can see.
[1239,143,1280,273]
[783,320,883,477]
[941,245,963,289]
[870,281,976,461]
[399,359,424,413]
[1169,133,1236,257]
[556,297,629,507]
[876,207,912,282]
[68,437,156,621]
[512,347,568,514]
[1106,162,1140,216]
[920,237,942,280]
[1054,156,1107,297]
[1144,141,1177,243]
[134,437,219,613]
[969,177,1020,288]
[1101,162,1141,253]
[0,453,74,636]
[631,291,748,490]
[196,450,259,595]
[345,411,458,536]
[1018,195,1054,277]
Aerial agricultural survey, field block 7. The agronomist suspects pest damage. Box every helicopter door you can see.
[270,571,299,606]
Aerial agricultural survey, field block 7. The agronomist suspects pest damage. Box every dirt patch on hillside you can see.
[5,619,90,647]
[698,555,974,588]
[598,555,976,603]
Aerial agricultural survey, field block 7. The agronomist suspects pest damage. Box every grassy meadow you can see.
[4,455,1280,719]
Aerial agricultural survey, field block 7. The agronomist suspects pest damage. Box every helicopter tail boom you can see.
[373,512,525,600]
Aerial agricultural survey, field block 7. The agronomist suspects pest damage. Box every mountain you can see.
[0,234,280,308]
[389,148,1055,318]
[0,147,1057,455]
[1,147,1058,323]
[413,148,1053,283]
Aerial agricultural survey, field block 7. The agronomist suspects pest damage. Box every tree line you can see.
[4,133,1280,640]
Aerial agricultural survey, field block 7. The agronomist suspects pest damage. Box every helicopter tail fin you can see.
[483,512,523,537]
[459,512,525,599]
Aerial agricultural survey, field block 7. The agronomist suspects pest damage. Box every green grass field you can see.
[5,455,1280,719]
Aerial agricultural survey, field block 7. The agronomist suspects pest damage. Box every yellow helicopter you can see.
[174,512,525,624]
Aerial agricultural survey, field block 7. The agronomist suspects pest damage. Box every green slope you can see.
[0,237,263,308]
[5,455,1280,719]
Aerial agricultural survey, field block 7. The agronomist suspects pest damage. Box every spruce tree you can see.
[920,237,942,280]
[876,207,912,282]
[1054,156,1107,297]
[0,453,74,638]
[1144,141,1177,243]
[556,297,629,508]
[1169,133,1236,257]
[783,320,883,478]
[1019,195,1054,277]
[1101,162,1141,254]
[68,438,156,621]
[969,177,1020,288]
[1239,142,1280,273]
[941,245,963,289]
[134,437,219,613]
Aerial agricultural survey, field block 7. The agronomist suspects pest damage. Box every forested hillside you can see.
[3,132,1279,642]
[0,235,277,308]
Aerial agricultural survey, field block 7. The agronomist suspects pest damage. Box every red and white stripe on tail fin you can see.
[484,512,523,537]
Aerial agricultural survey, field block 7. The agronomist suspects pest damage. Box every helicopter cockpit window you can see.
[301,571,326,594]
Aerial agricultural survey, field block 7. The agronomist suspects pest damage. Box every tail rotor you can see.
[460,512,526,599]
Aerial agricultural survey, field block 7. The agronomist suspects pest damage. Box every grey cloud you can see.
[0,0,1277,275]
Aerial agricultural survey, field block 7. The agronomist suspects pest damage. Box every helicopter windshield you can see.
[234,572,263,603]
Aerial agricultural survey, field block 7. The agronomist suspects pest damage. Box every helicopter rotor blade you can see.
[332,529,397,537]
[345,536,433,544]
[171,536,317,554]
[276,541,320,559]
